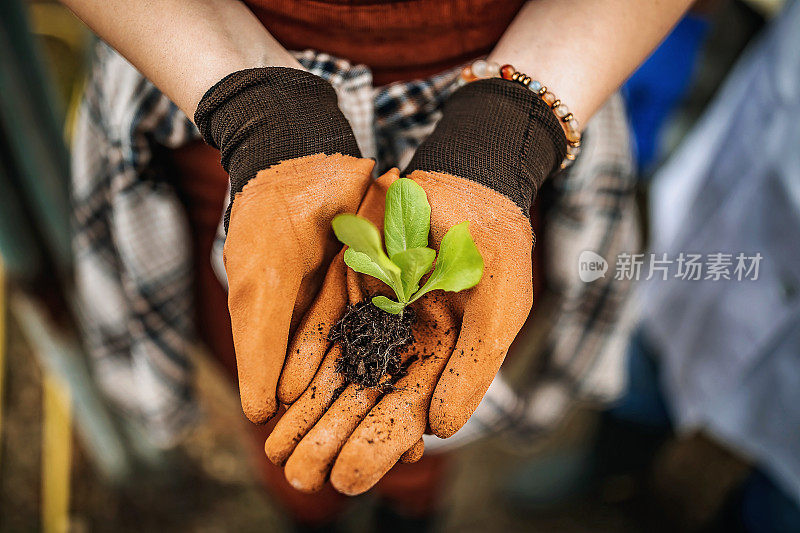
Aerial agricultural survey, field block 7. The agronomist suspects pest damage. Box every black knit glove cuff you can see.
[194,67,362,224]
[404,78,567,216]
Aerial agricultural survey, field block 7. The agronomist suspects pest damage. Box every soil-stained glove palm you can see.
[266,78,567,495]
[195,68,373,424]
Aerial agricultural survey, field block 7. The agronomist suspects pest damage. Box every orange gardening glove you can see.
[266,77,568,494]
[194,68,373,424]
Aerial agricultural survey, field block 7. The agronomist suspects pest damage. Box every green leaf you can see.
[384,178,431,258]
[391,247,435,297]
[409,221,484,303]
[371,296,406,315]
[332,213,384,257]
[334,214,404,300]
[343,250,402,300]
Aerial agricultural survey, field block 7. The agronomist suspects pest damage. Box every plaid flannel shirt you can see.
[72,43,638,447]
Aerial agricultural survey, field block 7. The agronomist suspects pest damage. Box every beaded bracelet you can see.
[457,59,581,169]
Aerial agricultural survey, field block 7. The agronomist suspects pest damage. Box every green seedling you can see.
[331,178,484,315]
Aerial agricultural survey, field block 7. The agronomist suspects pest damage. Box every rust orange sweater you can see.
[245,0,526,85]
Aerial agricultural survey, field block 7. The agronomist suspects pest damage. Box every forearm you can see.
[60,0,301,117]
[489,0,694,124]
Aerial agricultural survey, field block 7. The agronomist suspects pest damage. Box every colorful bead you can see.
[472,59,489,78]
[555,104,569,118]
[566,120,581,143]
[486,61,501,77]
[500,64,515,80]
[568,118,580,131]
[542,91,556,106]
[528,80,542,92]
[461,65,477,82]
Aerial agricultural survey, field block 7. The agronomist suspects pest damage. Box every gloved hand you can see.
[389,78,567,440]
[265,77,568,495]
[194,68,374,424]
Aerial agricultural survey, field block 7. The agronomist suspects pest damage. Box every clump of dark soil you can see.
[328,298,415,388]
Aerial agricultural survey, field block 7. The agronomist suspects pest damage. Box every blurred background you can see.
[0,0,798,531]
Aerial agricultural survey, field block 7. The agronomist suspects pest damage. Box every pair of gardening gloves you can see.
[194,67,567,495]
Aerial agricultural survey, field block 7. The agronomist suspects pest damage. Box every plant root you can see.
[328,298,415,389]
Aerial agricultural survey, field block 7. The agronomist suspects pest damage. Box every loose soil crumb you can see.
[328,298,415,389]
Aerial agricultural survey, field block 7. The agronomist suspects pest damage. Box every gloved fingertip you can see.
[264,434,290,466]
[284,452,328,494]
[264,403,313,466]
[329,434,400,496]
[428,399,466,439]
[241,396,278,426]
[286,476,324,494]
[399,438,425,463]
[329,468,372,497]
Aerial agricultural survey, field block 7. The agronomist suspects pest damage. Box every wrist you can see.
[458,59,581,168]
[194,67,360,189]
[195,67,361,232]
